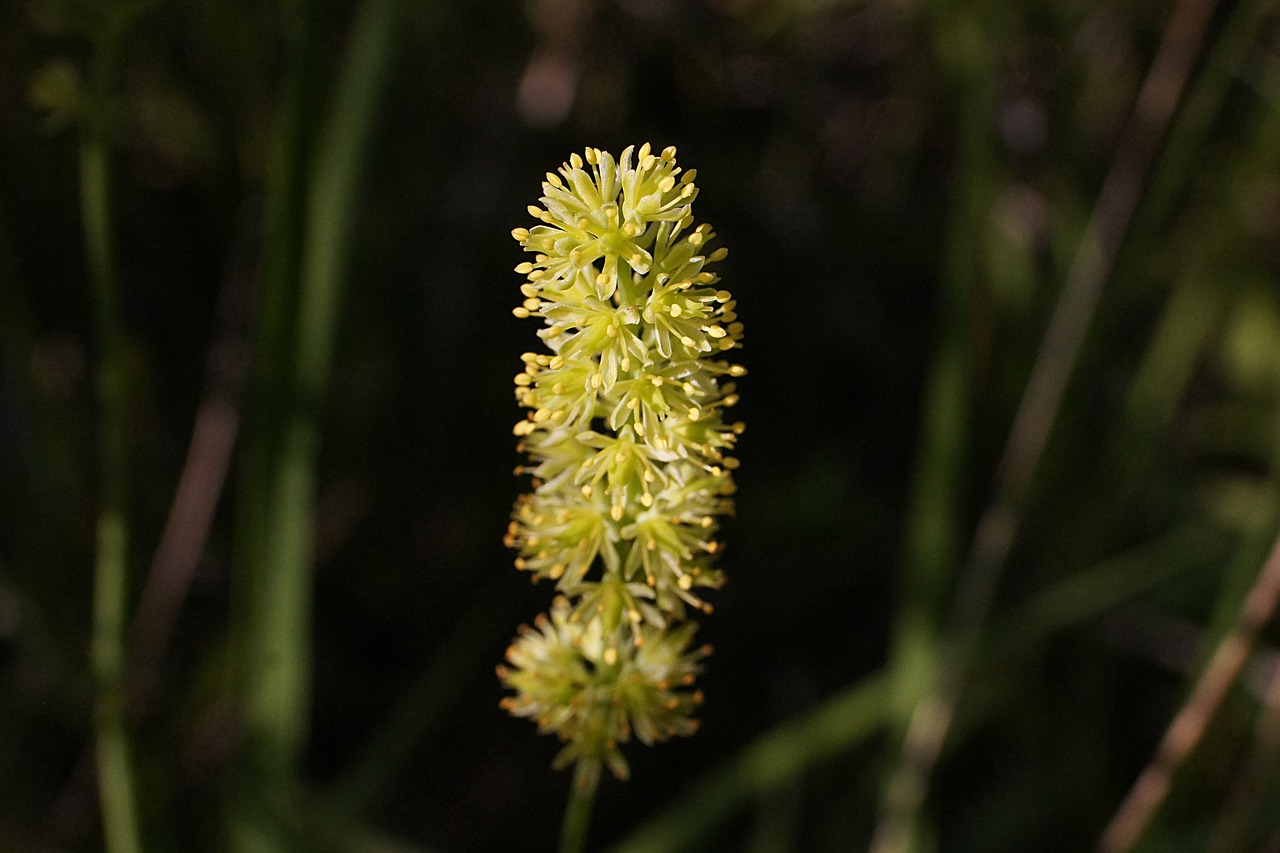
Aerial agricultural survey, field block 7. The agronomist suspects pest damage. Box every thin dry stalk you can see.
[1099,532,1280,853]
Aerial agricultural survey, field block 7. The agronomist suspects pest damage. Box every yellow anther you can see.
[512,227,530,241]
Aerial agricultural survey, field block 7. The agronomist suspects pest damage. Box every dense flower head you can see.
[497,597,710,780]
[501,145,741,778]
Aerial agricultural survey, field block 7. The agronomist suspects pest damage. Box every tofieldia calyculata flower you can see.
[497,144,744,780]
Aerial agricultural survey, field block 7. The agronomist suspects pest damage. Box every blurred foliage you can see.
[3,0,1280,851]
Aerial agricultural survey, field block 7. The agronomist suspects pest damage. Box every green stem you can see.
[561,759,602,853]
[82,24,142,853]
[230,4,323,845]
[231,1,399,848]
[880,6,997,849]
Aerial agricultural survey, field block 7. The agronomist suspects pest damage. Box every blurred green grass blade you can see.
[880,9,1002,850]
[1119,269,1225,458]
[993,522,1228,652]
[607,672,891,853]
[892,1,999,716]
[232,3,324,841]
[297,0,400,384]
[82,20,142,853]
[1134,0,1275,239]
[232,0,400,849]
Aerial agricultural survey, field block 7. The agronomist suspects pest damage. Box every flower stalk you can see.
[498,145,743,839]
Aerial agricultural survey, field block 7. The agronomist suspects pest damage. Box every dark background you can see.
[4,0,1280,851]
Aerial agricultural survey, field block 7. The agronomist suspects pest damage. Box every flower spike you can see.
[500,145,743,780]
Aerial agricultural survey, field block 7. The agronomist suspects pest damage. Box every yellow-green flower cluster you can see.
[498,145,743,778]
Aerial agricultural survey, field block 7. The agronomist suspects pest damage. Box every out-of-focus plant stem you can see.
[82,17,141,853]
[1100,530,1280,852]
[877,4,998,850]
[560,759,600,853]
[230,0,399,849]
